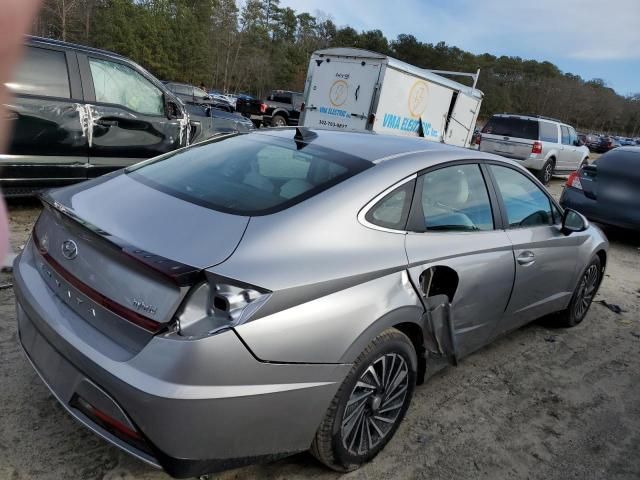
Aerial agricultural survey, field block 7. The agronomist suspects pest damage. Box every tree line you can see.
[32,0,640,136]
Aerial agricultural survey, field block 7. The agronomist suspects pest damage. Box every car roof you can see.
[491,113,571,126]
[27,35,129,62]
[253,127,505,164]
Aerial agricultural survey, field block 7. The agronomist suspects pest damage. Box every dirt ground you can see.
[1,175,639,480]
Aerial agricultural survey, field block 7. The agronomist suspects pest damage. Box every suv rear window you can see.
[482,117,539,140]
[127,134,372,215]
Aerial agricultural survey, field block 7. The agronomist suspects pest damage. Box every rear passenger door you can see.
[3,43,88,189]
[487,164,579,333]
[404,162,515,358]
[77,53,186,176]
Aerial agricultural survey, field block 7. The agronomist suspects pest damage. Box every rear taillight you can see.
[259,103,267,113]
[566,171,583,190]
[475,134,481,146]
[532,141,543,154]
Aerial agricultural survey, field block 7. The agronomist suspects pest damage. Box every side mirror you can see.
[165,96,183,120]
[561,208,588,235]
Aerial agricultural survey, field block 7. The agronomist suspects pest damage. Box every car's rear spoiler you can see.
[38,191,203,287]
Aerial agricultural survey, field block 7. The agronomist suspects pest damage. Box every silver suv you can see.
[479,114,590,184]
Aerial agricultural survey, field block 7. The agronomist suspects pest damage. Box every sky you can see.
[278,0,640,96]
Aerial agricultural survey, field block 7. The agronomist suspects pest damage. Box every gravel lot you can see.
[1,174,639,480]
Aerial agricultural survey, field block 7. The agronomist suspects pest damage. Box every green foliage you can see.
[33,0,640,135]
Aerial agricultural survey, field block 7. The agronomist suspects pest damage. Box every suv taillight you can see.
[566,171,583,190]
[475,134,481,146]
[259,103,267,114]
[531,141,543,154]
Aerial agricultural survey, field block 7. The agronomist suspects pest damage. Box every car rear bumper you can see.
[14,245,350,478]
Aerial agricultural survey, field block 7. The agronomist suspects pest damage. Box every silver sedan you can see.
[14,128,608,478]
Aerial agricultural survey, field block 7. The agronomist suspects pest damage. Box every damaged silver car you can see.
[14,128,608,478]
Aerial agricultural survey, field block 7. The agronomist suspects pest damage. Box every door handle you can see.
[517,251,535,266]
[96,119,118,127]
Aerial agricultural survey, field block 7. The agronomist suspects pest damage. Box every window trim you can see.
[406,161,503,233]
[358,174,417,234]
[483,161,562,230]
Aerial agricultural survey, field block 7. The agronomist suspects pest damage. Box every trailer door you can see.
[302,58,382,132]
[445,93,481,147]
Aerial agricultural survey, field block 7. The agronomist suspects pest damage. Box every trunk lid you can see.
[33,172,249,347]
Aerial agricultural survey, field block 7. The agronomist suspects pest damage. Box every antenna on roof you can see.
[417,118,426,138]
[294,127,318,142]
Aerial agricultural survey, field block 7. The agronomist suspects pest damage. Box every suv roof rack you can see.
[499,113,564,124]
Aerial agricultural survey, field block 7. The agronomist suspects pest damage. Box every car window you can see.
[560,126,571,145]
[89,57,164,115]
[169,84,191,96]
[568,127,577,145]
[194,87,208,99]
[420,164,494,232]
[128,134,371,215]
[269,93,292,103]
[539,121,558,143]
[8,46,70,98]
[481,117,539,140]
[365,181,414,230]
[490,165,553,228]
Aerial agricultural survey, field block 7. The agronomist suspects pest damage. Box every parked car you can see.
[585,134,602,151]
[164,82,233,112]
[235,95,267,127]
[619,137,635,146]
[182,102,255,136]
[237,90,303,127]
[479,114,590,184]
[15,128,608,478]
[561,146,640,231]
[592,136,620,153]
[2,36,220,196]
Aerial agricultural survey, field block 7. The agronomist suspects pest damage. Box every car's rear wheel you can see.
[537,158,555,185]
[271,114,287,127]
[552,256,602,327]
[310,328,417,472]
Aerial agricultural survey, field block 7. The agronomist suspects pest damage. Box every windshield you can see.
[482,117,539,140]
[127,134,372,215]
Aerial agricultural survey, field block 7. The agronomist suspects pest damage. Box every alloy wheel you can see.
[573,264,599,320]
[544,162,553,183]
[340,353,409,456]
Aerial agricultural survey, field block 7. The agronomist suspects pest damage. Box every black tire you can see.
[310,328,417,472]
[271,114,287,127]
[537,158,555,185]
[552,256,602,327]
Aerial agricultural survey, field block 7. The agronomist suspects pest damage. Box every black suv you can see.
[2,37,248,196]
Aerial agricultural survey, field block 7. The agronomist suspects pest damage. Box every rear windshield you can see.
[482,117,539,140]
[127,134,371,215]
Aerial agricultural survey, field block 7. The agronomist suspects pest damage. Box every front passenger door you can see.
[488,164,579,333]
[78,54,186,176]
[405,163,515,358]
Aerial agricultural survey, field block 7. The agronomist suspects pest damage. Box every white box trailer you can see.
[300,48,483,148]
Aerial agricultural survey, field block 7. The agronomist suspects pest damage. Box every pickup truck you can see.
[236,90,303,127]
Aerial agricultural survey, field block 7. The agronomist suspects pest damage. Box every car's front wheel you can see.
[310,328,417,472]
[552,256,602,327]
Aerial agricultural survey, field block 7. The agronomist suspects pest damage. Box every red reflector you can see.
[32,229,164,334]
[566,171,583,190]
[476,134,481,146]
[532,141,543,154]
[91,406,142,440]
